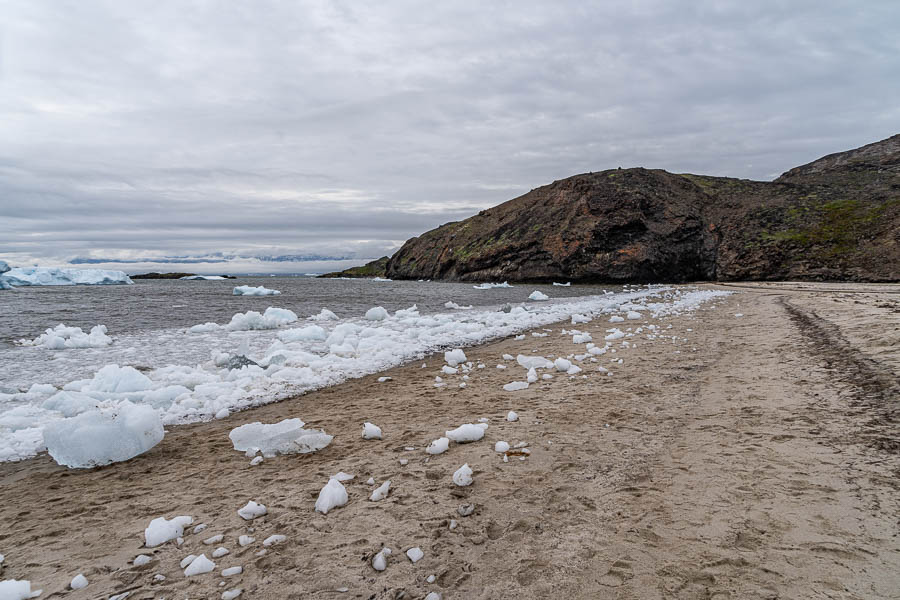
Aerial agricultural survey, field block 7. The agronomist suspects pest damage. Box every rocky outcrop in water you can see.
[319,256,389,278]
[385,135,900,282]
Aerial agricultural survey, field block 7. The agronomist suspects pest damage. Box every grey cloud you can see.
[0,1,898,272]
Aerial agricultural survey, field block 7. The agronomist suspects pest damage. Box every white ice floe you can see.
[226,307,298,331]
[145,515,193,547]
[44,400,164,468]
[377,376,391,383]
[70,574,88,590]
[237,501,267,520]
[507,411,518,422]
[229,419,332,457]
[406,547,424,563]
[473,281,513,289]
[445,423,487,443]
[528,290,549,301]
[277,325,326,343]
[426,437,450,455]
[233,285,281,296]
[444,301,473,310]
[315,479,348,514]
[605,328,625,341]
[503,381,529,392]
[365,306,388,321]
[444,349,467,366]
[453,463,473,486]
[362,422,383,440]
[0,267,132,287]
[372,548,391,571]
[181,275,226,280]
[222,566,242,577]
[553,282,571,287]
[626,310,642,320]
[609,315,625,323]
[495,441,510,453]
[18,324,113,350]
[184,554,215,576]
[370,480,391,501]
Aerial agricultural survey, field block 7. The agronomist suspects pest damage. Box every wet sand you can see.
[1,283,898,599]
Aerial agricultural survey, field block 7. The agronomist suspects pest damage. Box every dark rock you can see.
[385,135,900,283]
[225,355,260,370]
[319,256,389,279]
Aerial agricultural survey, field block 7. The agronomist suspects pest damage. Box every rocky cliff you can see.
[386,135,900,282]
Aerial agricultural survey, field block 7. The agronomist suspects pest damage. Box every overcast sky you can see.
[1,1,898,273]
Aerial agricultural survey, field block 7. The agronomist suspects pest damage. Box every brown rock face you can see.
[386,135,900,283]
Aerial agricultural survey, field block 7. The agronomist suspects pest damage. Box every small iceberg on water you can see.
[0,264,132,288]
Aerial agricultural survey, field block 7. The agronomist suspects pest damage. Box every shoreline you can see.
[1,283,898,598]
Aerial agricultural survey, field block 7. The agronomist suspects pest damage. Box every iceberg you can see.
[0,267,132,287]
[473,281,513,289]
[180,275,227,280]
[233,285,281,296]
[18,324,113,349]
[528,290,549,301]
[43,400,165,468]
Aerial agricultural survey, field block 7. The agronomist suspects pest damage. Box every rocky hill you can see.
[385,135,900,282]
[319,256,390,278]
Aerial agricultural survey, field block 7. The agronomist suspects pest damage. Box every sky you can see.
[1,1,898,274]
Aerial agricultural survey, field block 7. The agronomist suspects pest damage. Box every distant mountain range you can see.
[328,134,898,282]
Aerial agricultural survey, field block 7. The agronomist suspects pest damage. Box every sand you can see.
[1,283,898,599]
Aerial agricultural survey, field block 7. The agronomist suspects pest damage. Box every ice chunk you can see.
[0,267,132,287]
[184,554,215,576]
[309,308,338,321]
[362,422,382,440]
[332,471,355,482]
[507,411,518,422]
[444,349,467,367]
[609,315,625,323]
[70,574,88,590]
[445,424,486,443]
[425,437,449,455]
[133,554,152,566]
[45,401,164,468]
[473,281,513,289]
[145,515,193,547]
[315,479,348,514]
[516,355,553,369]
[441,365,458,375]
[263,534,286,547]
[453,463,473,486]
[41,391,98,417]
[572,333,592,344]
[189,322,221,333]
[605,329,625,341]
[406,547,424,563]
[425,592,441,600]
[229,419,332,457]
[568,364,583,375]
[203,534,224,545]
[503,381,529,392]
[370,480,391,501]
[238,535,255,546]
[0,580,40,600]
[222,566,242,577]
[552,282,571,287]
[19,323,112,349]
[233,285,281,296]
[372,547,391,571]
[237,501,267,520]
[626,310,642,320]
[444,301,472,310]
[277,325,326,342]
[87,365,153,393]
[528,290,549,301]
[526,368,538,383]
[365,306,388,321]
[225,307,298,331]
[212,547,229,558]
[554,358,572,372]
[495,441,510,453]
[222,589,242,600]
[571,313,590,324]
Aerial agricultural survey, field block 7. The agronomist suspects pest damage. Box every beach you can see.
[1,283,898,599]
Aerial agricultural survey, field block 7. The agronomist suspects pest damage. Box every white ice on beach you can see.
[263,534,286,546]
[445,423,487,443]
[332,471,355,482]
[495,441,510,452]
[444,348,467,366]
[238,535,254,546]
[362,422,383,440]
[0,267,132,287]
[221,566,243,577]
[212,547,230,558]
[516,354,553,369]
[145,515,193,547]
[370,480,391,501]
[229,419,332,457]
[222,589,242,599]
[626,310,642,320]
[203,534,224,545]
[425,593,441,600]
[0,580,40,600]
[507,411,518,422]
[0,287,732,463]
[453,463,473,486]
[406,547,424,563]
[44,400,164,468]
[184,554,215,576]
[70,574,88,590]
[554,358,572,372]
[609,315,625,323]
[233,285,281,296]
[237,501,267,520]
[365,306,388,321]
[426,437,450,454]
[315,479,348,514]
[18,324,113,349]
[133,554,151,566]
[528,290,549,301]
[372,548,391,571]
[441,365,458,375]
[503,381,529,391]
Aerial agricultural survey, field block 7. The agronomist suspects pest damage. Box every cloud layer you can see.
[1,1,898,272]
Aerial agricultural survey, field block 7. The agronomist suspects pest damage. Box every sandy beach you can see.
[1,283,898,599]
